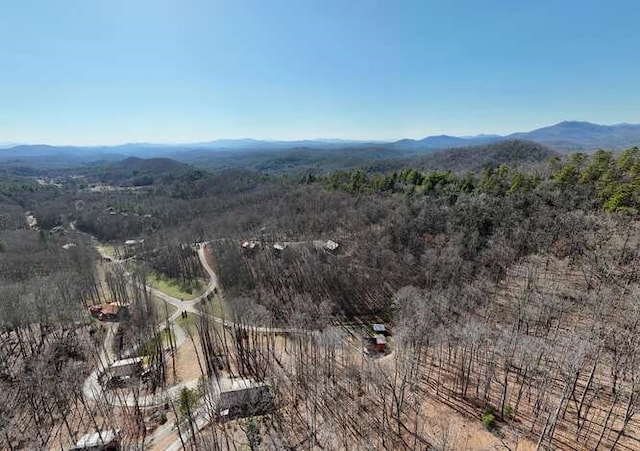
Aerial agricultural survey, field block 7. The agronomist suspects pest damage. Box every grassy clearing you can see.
[146,272,205,301]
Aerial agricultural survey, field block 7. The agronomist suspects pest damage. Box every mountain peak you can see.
[551,120,604,129]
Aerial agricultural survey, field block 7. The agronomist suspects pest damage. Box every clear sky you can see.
[1,0,639,145]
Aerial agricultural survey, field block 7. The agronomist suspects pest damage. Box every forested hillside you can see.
[2,144,640,449]
[0,139,561,176]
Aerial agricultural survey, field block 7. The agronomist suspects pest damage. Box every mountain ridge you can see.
[2,121,640,166]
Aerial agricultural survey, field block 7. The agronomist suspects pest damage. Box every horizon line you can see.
[3,119,638,148]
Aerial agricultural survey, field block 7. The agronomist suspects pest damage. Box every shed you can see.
[372,324,387,335]
[70,430,120,450]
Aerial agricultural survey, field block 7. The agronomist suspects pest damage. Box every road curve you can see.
[83,240,302,410]
[82,243,214,408]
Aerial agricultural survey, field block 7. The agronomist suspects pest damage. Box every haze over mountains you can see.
[2,121,640,169]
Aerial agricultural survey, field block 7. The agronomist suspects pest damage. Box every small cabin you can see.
[241,241,258,253]
[374,334,387,353]
[101,303,128,321]
[123,239,144,257]
[323,240,340,252]
[363,334,389,355]
[88,303,129,322]
[107,357,143,379]
[216,379,274,419]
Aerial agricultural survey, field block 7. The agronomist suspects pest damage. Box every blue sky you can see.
[1,0,639,145]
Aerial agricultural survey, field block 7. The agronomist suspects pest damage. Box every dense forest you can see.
[2,142,640,449]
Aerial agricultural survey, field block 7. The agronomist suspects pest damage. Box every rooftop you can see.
[242,241,258,249]
[110,357,142,368]
[215,378,274,415]
[216,377,268,393]
[72,430,119,449]
[101,303,120,315]
[324,239,340,251]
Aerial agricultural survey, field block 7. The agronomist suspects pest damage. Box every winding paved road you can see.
[82,243,216,408]
[81,238,315,449]
[83,242,291,406]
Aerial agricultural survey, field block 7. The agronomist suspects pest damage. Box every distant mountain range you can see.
[2,121,640,168]
[507,121,640,150]
[390,121,640,152]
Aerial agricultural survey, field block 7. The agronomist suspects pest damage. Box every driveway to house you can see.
[82,242,212,407]
[83,241,292,408]
[80,236,348,449]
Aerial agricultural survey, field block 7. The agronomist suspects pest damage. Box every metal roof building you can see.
[372,324,386,334]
